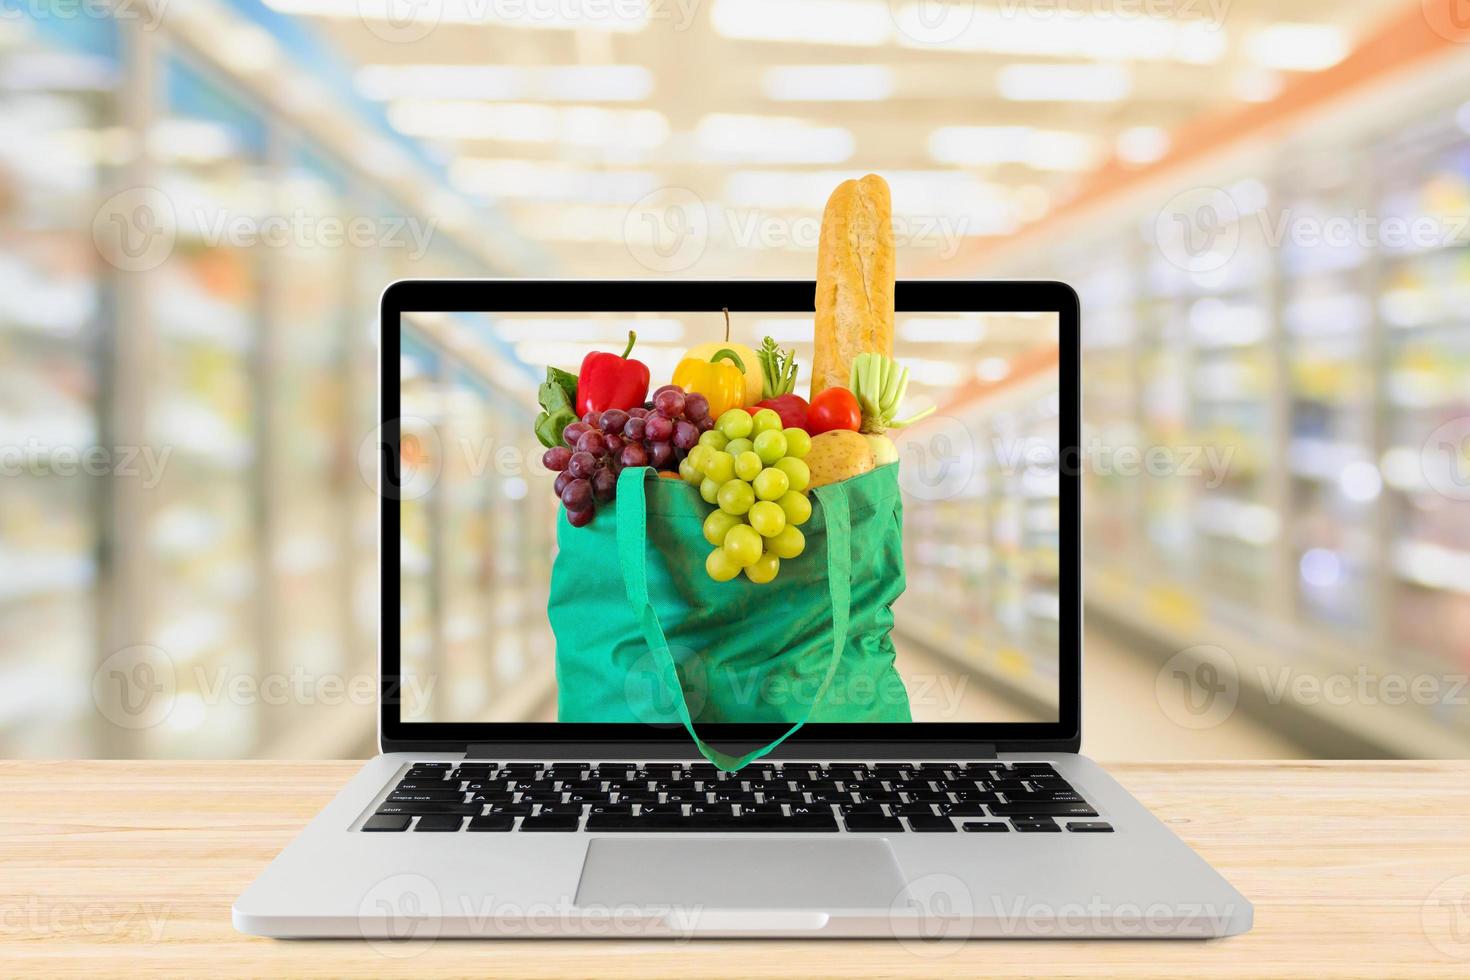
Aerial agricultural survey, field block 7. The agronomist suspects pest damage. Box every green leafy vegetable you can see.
[534,366,579,448]
[757,336,799,399]
[850,353,935,435]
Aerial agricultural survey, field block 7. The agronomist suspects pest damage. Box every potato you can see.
[806,430,876,487]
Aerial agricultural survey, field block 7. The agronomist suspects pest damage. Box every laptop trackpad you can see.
[575,838,907,910]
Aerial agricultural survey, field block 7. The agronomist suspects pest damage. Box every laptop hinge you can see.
[971,743,998,759]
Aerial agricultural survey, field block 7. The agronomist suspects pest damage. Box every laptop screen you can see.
[391,304,1063,732]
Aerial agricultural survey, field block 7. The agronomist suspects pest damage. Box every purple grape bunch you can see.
[540,383,713,527]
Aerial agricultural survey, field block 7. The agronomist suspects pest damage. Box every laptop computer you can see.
[233,279,1252,940]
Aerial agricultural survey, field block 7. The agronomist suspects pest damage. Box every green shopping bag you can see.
[550,463,911,771]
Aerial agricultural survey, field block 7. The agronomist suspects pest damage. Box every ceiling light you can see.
[1232,67,1284,103]
[928,126,1101,172]
[893,6,1226,64]
[696,114,853,164]
[976,358,1012,382]
[997,64,1132,102]
[898,318,988,343]
[357,64,653,102]
[721,169,1018,235]
[1116,126,1170,165]
[450,159,660,203]
[762,65,893,101]
[1247,24,1349,71]
[265,0,648,32]
[905,359,968,387]
[495,319,684,343]
[751,318,815,343]
[387,101,669,148]
[711,0,889,46]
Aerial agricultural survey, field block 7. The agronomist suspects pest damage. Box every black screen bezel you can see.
[380,280,1081,755]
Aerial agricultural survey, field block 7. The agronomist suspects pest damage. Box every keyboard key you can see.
[468,815,516,832]
[990,803,1098,817]
[787,804,832,819]
[485,803,533,816]
[414,815,464,832]
[521,814,581,832]
[578,805,626,820]
[388,791,466,803]
[939,801,991,817]
[907,815,957,832]
[961,821,1010,833]
[536,803,583,816]
[376,803,479,816]
[405,768,449,780]
[839,802,887,815]
[585,813,687,831]
[564,791,611,804]
[892,802,937,817]
[1011,817,1061,833]
[362,814,411,832]
[843,812,903,832]
[1066,822,1114,833]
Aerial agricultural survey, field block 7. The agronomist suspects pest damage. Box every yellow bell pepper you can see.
[673,348,747,420]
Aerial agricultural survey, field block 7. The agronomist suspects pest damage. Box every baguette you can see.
[811,173,895,400]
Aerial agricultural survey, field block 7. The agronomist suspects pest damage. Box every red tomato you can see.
[807,387,862,435]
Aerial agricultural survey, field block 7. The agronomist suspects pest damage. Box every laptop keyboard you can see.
[362,762,1110,834]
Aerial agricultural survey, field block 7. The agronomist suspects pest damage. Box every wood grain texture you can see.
[1,760,1467,978]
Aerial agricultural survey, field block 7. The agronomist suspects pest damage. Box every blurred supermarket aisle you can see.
[897,629,1304,758]
[3,1,1470,759]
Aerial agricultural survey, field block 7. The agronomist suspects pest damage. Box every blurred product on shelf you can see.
[0,7,538,757]
[894,350,1063,717]
[978,45,1470,757]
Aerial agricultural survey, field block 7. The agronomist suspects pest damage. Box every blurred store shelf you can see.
[967,12,1470,757]
[0,3,550,757]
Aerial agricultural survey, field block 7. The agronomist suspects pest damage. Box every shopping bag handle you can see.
[615,466,851,771]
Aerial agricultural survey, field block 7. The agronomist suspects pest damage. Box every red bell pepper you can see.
[576,331,650,417]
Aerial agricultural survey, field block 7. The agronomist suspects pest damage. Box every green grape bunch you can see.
[679,407,813,585]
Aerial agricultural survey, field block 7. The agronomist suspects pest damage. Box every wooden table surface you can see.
[2,760,1467,977]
